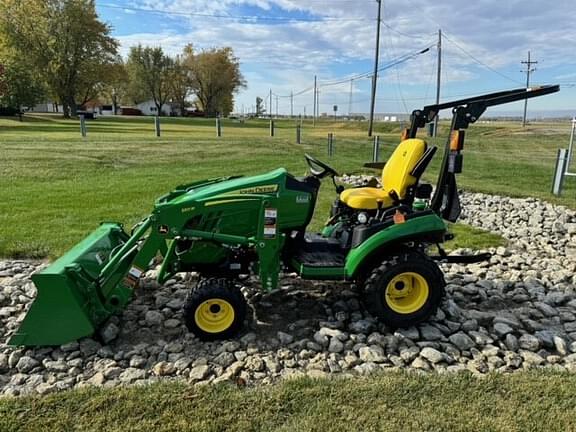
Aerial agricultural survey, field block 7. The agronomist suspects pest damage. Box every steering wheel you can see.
[304,153,339,179]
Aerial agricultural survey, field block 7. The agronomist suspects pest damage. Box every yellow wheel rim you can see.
[194,299,235,333]
[385,272,429,314]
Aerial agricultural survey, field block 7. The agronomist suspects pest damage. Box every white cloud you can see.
[115,0,576,112]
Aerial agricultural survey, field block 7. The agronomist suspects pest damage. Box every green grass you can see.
[1,371,576,431]
[446,223,505,250]
[2,114,572,257]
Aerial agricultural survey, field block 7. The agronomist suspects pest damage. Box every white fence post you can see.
[552,148,568,195]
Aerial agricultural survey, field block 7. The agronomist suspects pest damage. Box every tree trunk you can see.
[69,96,77,117]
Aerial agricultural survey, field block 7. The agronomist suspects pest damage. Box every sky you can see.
[96,0,576,117]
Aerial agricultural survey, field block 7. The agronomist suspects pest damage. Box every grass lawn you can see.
[1,371,576,431]
[3,113,572,258]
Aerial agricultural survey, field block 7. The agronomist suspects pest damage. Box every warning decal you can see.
[124,266,145,288]
[263,208,277,239]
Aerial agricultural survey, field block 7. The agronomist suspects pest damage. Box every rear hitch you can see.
[431,243,492,264]
[431,252,492,264]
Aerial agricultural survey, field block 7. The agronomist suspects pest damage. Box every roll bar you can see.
[403,85,560,222]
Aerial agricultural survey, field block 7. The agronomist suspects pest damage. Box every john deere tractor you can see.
[8,85,559,346]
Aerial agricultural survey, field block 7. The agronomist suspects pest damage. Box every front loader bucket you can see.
[8,223,130,347]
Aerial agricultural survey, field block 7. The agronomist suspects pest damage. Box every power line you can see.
[270,43,433,102]
[382,24,410,115]
[381,21,436,40]
[442,33,523,85]
[98,3,373,22]
[318,44,434,87]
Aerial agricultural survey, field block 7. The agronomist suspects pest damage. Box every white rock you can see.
[189,365,211,381]
[448,332,475,351]
[328,338,344,353]
[277,331,294,345]
[16,356,39,373]
[420,347,444,364]
[358,345,386,363]
[145,310,164,326]
[519,334,540,352]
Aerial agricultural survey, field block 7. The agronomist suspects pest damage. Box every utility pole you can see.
[316,89,320,121]
[313,75,317,127]
[269,88,273,119]
[348,78,354,117]
[368,0,382,137]
[275,95,279,117]
[433,29,442,137]
[290,91,294,118]
[521,51,537,127]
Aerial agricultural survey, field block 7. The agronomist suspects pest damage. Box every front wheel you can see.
[183,278,247,341]
[363,254,445,328]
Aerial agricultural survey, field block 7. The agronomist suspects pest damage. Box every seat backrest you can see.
[381,138,427,198]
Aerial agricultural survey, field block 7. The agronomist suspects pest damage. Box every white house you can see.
[29,101,64,113]
[136,100,180,116]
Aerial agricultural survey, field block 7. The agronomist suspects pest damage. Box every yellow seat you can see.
[340,138,427,210]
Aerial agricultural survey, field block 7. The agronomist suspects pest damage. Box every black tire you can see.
[363,254,445,328]
[183,278,247,341]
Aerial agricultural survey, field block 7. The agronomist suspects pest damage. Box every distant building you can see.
[352,113,410,122]
[29,101,64,113]
[136,100,180,116]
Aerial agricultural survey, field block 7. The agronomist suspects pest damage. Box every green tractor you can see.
[8,85,558,346]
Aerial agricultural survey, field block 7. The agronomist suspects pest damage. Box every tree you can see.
[0,56,45,113]
[256,97,265,117]
[0,0,119,117]
[183,45,246,117]
[126,45,173,115]
[99,58,129,114]
[168,56,191,116]
[0,42,45,113]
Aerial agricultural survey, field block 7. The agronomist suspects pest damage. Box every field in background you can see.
[1,114,574,257]
[1,371,576,431]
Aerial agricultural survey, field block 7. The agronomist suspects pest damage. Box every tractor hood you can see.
[152,166,317,242]
[155,168,288,210]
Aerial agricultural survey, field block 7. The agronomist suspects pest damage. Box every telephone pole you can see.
[313,75,317,127]
[316,89,320,121]
[368,0,382,137]
[433,29,442,137]
[348,78,354,117]
[275,95,279,117]
[521,51,537,127]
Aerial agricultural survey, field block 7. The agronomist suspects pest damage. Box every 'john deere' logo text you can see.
[237,185,278,194]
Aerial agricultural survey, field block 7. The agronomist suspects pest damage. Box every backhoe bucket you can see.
[8,223,130,346]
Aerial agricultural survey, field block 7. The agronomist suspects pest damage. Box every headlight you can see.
[357,212,368,224]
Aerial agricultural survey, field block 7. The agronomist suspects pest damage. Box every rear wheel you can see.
[363,254,445,328]
[183,278,247,341]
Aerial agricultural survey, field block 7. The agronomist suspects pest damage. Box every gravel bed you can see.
[1,185,576,396]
